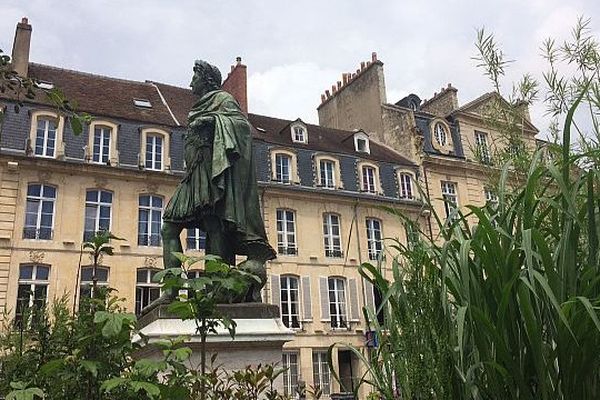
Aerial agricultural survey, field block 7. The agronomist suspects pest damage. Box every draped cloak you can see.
[163,90,276,261]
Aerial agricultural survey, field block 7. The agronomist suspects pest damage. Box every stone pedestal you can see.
[134,303,294,390]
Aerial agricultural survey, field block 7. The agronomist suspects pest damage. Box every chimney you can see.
[221,56,248,114]
[11,17,32,77]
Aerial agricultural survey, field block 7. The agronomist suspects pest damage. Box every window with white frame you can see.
[276,209,297,255]
[484,187,498,205]
[282,352,300,398]
[138,195,163,246]
[186,228,206,250]
[362,165,377,193]
[434,122,448,147]
[319,159,335,189]
[328,277,347,328]
[135,269,161,315]
[145,133,163,170]
[354,132,370,154]
[84,190,112,241]
[399,172,414,199]
[275,153,292,183]
[312,351,331,395]
[92,126,112,164]
[34,117,57,157]
[79,266,109,301]
[292,125,307,143]
[15,264,49,328]
[280,275,300,329]
[441,181,458,219]
[366,218,383,261]
[323,213,343,258]
[475,131,491,164]
[23,184,55,240]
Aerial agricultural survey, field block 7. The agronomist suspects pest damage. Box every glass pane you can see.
[80,267,93,282]
[36,266,50,280]
[28,184,41,197]
[139,195,150,207]
[100,191,112,203]
[86,190,97,202]
[137,269,147,283]
[19,265,33,280]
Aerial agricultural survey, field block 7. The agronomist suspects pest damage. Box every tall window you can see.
[399,173,413,199]
[145,133,163,170]
[136,269,161,315]
[362,166,376,193]
[323,213,342,258]
[441,181,458,219]
[186,228,206,250]
[138,195,163,246]
[84,190,112,241]
[92,126,112,163]
[280,276,300,328]
[319,160,335,189]
[366,218,383,261]
[275,154,291,183]
[282,352,300,397]
[23,184,55,240]
[79,266,109,301]
[35,118,57,157]
[277,209,297,255]
[15,264,49,328]
[475,131,491,164]
[434,122,447,146]
[328,277,347,328]
[312,351,331,395]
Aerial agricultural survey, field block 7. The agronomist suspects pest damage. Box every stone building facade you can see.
[0,19,435,398]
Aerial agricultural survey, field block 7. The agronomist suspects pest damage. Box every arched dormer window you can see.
[290,120,308,144]
[358,161,381,195]
[270,148,300,184]
[140,128,171,171]
[87,120,119,166]
[397,169,417,200]
[28,110,65,159]
[353,130,370,154]
[314,154,342,190]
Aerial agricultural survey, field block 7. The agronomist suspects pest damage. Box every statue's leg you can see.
[161,221,184,269]
[204,215,235,265]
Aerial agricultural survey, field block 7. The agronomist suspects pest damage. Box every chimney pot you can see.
[372,52,377,61]
[360,61,366,70]
[325,89,331,98]
[337,81,342,89]
[321,94,326,102]
[356,69,360,74]
[367,61,371,66]
[448,83,452,88]
[21,17,28,24]
[342,73,348,84]
[332,84,337,93]
[236,56,242,64]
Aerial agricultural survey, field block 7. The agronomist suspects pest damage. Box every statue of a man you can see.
[161,60,276,301]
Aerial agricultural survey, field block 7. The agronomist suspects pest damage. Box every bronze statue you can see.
[161,60,276,302]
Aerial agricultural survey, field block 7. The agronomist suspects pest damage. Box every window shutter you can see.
[270,274,280,308]
[302,276,312,321]
[348,278,361,321]
[319,277,330,321]
[364,278,375,312]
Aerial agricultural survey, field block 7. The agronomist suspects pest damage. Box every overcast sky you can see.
[1,1,599,135]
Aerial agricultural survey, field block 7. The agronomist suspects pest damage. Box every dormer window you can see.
[133,98,152,109]
[434,123,447,146]
[353,131,370,154]
[290,121,308,144]
[36,80,54,90]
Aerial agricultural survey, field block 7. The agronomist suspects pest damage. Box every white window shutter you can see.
[348,278,361,321]
[364,278,375,312]
[301,276,312,321]
[319,276,330,321]
[270,274,281,308]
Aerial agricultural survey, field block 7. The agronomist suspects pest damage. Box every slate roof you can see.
[3,62,413,167]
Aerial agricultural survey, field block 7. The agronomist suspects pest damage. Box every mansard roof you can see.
[1,62,412,166]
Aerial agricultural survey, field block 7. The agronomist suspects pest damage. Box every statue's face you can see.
[190,70,207,96]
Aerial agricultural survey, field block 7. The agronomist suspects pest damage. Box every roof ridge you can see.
[29,62,154,87]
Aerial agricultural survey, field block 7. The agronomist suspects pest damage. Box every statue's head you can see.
[191,60,222,96]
